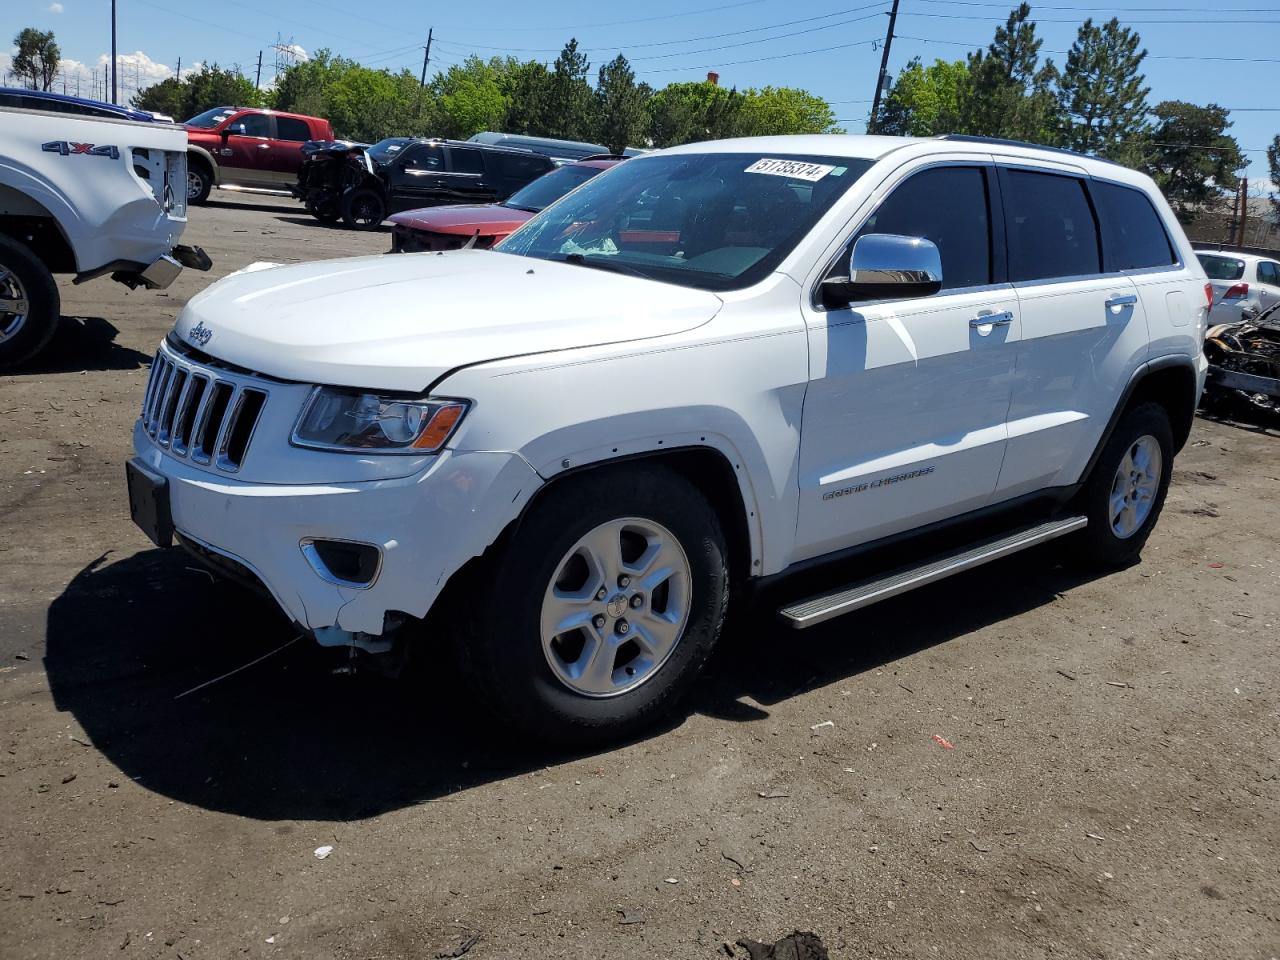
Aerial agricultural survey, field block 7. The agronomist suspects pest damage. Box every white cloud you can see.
[98,50,173,87]
[48,3,64,13]
[280,43,308,62]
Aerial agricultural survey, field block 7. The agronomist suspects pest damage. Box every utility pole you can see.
[1237,176,1249,247]
[176,56,181,82]
[255,50,263,89]
[420,28,433,87]
[868,0,900,134]
[110,0,118,104]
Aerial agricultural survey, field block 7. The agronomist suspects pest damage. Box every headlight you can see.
[292,387,468,454]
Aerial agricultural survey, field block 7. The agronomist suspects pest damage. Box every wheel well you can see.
[188,151,213,178]
[417,447,755,646]
[0,214,76,273]
[1128,362,1198,453]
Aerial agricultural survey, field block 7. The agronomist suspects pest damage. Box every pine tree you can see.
[594,55,650,153]
[1266,134,1280,220]
[1056,18,1150,160]
[953,4,1060,143]
[545,39,593,141]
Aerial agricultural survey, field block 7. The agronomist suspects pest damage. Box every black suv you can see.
[295,137,555,230]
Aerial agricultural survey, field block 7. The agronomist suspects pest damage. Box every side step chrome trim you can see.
[779,516,1088,629]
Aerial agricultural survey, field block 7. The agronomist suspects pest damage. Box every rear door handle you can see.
[970,310,1013,328]
[257,143,270,149]
[1105,293,1138,310]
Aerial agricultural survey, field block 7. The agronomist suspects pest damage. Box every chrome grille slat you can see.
[140,347,269,473]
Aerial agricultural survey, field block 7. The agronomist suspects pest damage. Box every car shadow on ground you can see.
[273,215,387,233]
[44,542,1104,822]
[204,195,296,215]
[14,315,152,375]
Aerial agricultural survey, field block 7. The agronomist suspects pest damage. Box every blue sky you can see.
[4,0,1278,182]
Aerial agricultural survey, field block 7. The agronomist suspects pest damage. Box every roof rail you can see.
[938,134,1125,168]
[580,153,629,162]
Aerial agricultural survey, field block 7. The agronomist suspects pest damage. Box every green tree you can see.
[1141,101,1244,222]
[545,39,594,141]
[1056,17,1149,160]
[272,51,427,141]
[133,63,262,120]
[132,76,187,117]
[954,4,1060,143]
[13,27,60,91]
[1267,134,1280,220]
[736,86,842,137]
[594,54,650,153]
[647,81,744,147]
[874,58,967,136]
[503,61,554,136]
[432,56,511,139]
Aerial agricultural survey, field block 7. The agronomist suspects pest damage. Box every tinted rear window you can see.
[1197,254,1245,281]
[495,152,554,181]
[448,148,486,175]
[1004,169,1101,282]
[276,117,311,141]
[1092,180,1175,271]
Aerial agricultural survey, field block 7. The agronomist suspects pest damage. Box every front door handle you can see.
[1105,293,1138,310]
[970,310,1014,328]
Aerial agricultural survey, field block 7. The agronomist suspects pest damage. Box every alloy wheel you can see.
[0,265,29,345]
[539,517,692,698]
[1109,434,1162,539]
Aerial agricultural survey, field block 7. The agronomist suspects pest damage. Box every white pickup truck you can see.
[0,89,210,368]
[128,135,1209,744]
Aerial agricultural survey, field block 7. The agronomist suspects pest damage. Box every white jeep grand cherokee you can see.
[127,135,1209,743]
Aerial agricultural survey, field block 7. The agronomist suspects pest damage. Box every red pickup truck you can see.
[183,106,334,204]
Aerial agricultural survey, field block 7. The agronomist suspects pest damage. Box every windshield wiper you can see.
[502,203,540,213]
[561,253,651,280]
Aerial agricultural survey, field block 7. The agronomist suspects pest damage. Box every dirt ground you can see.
[1,193,1278,960]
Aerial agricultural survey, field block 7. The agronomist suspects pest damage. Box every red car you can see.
[183,106,335,205]
[387,157,622,253]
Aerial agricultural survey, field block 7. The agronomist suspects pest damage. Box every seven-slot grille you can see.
[141,349,267,472]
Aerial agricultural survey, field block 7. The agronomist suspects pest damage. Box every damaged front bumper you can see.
[1203,310,1280,417]
[131,420,541,649]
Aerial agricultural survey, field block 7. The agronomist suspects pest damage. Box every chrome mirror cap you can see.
[851,233,943,289]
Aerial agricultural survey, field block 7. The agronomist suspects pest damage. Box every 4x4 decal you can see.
[41,141,120,159]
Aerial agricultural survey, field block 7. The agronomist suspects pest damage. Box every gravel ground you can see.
[1,194,1278,960]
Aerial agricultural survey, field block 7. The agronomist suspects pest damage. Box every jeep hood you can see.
[174,250,723,392]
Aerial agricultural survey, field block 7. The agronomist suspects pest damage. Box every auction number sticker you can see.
[744,158,835,181]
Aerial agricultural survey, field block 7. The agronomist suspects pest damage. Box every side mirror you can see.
[821,233,943,309]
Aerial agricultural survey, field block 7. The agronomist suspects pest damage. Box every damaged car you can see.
[294,136,554,230]
[1202,303,1280,420]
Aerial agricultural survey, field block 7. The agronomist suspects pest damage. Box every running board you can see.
[779,516,1088,629]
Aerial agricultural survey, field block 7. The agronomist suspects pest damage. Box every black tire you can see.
[186,157,213,205]
[456,464,730,746]
[0,233,60,371]
[1069,402,1174,568]
[340,188,386,230]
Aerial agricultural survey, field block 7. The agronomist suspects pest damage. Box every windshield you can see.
[504,164,606,213]
[1197,253,1245,281]
[496,153,873,291]
[368,138,412,164]
[185,107,236,128]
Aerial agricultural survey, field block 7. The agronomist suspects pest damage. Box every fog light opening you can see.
[301,538,382,588]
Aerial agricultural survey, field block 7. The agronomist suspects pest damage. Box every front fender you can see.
[187,143,221,184]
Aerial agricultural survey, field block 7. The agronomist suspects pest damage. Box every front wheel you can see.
[340,188,386,230]
[1070,402,1173,567]
[0,233,60,371]
[457,465,730,746]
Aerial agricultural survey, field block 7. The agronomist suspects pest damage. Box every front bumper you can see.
[132,420,541,636]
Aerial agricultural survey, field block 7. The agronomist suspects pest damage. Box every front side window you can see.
[850,165,992,291]
[1197,254,1245,281]
[228,113,272,137]
[368,138,412,164]
[498,153,873,292]
[1092,180,1175,271]
[1004,169,1102,282]
[398,144,443,170]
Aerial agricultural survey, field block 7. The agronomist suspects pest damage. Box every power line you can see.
[911,0,1278,11]
[902,10,1280,23]
[633,34,884,75]
[894,33,1280,62]
[437,2,889,53]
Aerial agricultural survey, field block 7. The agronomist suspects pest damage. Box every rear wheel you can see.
[456,465,730,746]
[186,157,213,205]
[1070,402,1173,567]
[340,188,386,230]
[0,234,60,371]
